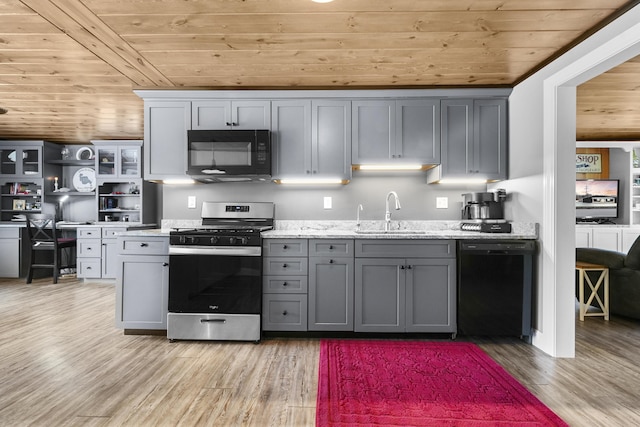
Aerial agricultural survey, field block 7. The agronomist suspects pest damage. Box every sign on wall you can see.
[576,153,602,173]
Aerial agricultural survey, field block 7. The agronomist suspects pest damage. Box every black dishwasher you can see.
[457,240,537,342]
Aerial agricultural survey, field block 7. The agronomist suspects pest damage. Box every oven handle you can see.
[169,246,262,256]
[201,318,226,324]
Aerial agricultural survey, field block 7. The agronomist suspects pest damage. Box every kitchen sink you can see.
[354,229,427,235]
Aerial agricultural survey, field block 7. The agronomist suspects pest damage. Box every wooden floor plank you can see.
[1,277,640,426]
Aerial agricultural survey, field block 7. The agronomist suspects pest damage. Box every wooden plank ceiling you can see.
[0,0,637,144]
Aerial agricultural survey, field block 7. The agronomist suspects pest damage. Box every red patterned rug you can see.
[316,340,568,426]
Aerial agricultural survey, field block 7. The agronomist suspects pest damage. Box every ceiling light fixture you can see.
[0,107,8,115]
[312,0,334,3]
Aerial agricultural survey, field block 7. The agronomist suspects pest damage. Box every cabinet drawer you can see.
[78,227,101,238]
[263,257,308,275]
[355,239,455,258]
[263,239,308,257]
[103,227,126,239]
[262,294,308,331]
[263,275,308,293]
[309,239,353,257]
[77,258,101,278]
[77,239,101,257]
[118,237,169,255]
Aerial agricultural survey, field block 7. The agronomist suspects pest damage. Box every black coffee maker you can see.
[460,189,511,232]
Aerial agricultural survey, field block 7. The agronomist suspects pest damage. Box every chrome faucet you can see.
[384,191,401,231]
[356,204,364,230]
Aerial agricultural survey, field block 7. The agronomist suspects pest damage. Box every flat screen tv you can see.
[576,179,619,222]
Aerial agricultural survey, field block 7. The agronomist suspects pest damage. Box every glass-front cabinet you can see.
[0,146,42,178]
[92,140,141,179]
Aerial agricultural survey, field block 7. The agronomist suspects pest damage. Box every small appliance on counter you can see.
[460,189,512,233]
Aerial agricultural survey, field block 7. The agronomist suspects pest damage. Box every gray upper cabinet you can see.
[272,99,351,181]
[439,98,507,181]
[143,101,191,180]
[192,100,271,130]
[352,99,440,165]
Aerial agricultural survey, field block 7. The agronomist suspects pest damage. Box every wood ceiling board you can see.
[122,31,586,51]
[100,11,617,35]
[83,0,627,14]
[0,0,636,143]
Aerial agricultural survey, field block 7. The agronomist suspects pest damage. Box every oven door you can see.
[168,247,262,315]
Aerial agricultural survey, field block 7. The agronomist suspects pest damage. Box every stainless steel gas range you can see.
[167,201,274,342]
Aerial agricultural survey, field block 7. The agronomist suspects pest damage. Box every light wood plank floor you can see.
[1,277,639,426]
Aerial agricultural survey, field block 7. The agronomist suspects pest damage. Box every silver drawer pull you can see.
[282,310,288,316]
[282,282,287,286]
[140,243,149,247]
[201,318,226,324]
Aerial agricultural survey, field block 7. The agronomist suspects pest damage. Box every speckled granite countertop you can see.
[262,220,538,240]
[132,220,538,240]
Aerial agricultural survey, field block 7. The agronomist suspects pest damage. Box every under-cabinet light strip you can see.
[356,164,424,171]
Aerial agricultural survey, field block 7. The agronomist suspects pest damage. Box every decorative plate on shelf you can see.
[72,167,96,192]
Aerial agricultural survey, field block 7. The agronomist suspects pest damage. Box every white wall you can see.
[505,4,640,357]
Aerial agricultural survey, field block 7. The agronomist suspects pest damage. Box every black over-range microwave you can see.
[186,129,271,182]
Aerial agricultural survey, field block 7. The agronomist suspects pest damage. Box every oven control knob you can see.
[178,235,187,244]
[209,236,219,244]
[187,236,198,245]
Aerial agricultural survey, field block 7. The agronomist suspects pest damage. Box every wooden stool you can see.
[576,262,609,321]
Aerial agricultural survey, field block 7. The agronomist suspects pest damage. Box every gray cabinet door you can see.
[144,101,191,180]
[0,234,21,278]
[440,98,507,180]
[233,101,271,129]
[272,100,350,181]
[352,100,395,163]
[396,99,440,163]
[354,258,404,332]
[192,100,228,129]
[474,98,507,180]
[313,100,352,181]
[101,239,118,279]
[271,100,312,179]
[440,99,473,177]
[192,100,271,130]
[405,258,456,333]
[308,256,354,331]
[116,254,169,330]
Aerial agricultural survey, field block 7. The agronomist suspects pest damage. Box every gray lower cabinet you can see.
[262,239,309,331]
[308,239,354,331]
[77,226,126,279]
[115,235,169,330]
[76,227,102,278]
[354,240,456,333]
[101,227,123,279]
[0,227,22,278]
